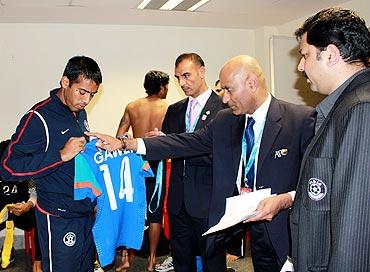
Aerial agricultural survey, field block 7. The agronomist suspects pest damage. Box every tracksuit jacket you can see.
[0,89,94,218]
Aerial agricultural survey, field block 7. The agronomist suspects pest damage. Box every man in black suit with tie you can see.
[156,53,226,272]
[88,55,315,272]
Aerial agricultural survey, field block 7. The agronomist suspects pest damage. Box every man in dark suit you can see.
[290,8,370,271]
[88,55,315,272]
[156,53,226,272]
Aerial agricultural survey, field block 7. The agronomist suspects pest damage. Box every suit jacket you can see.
[290,69,370,272]
[161,91,225,218]
[144,96,315,261]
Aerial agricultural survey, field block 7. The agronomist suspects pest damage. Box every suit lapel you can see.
[178,98,189,133]
[195,91,220,130]
[257,97,282,176]
[232,115,245,177]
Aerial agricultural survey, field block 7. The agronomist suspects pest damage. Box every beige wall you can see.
[0,24,254,140]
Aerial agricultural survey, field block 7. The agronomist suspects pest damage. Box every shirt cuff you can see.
[136,138,147,155]
[28,195,37,207]
[288,190,296,201]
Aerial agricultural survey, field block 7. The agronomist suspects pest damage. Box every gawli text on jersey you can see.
[93,149,132,165]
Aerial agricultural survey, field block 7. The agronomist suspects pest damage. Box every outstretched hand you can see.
[85,132,122,152]
[85,131,139,152]
[244,193,293,222]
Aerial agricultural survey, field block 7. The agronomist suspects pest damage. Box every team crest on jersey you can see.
[84,120,90,132]
[307,178,327,201]
[63,232,76,247]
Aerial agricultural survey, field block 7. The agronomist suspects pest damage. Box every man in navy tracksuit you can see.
[0,56,102,272]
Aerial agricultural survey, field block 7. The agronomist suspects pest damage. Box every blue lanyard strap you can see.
[148,161,163,214]
[241,119,265,187]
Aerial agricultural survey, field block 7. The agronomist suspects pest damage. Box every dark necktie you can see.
[245,117,255,190]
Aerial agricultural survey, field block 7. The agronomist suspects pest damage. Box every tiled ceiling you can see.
[0,0,350,28]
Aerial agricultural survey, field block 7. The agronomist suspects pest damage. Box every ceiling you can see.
[0,0,349,29]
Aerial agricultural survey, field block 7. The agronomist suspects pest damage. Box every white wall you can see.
[254,0,369,105]
[1,0,368,141]
[0,24,254,140]
[254,26,278,92]
[277,0,370,36]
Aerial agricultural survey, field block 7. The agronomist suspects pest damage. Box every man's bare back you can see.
[116,96,167,138]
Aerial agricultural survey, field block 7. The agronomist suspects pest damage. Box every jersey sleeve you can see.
[74,153,102,202]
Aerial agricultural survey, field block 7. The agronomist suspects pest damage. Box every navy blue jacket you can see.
[0,89,94,218]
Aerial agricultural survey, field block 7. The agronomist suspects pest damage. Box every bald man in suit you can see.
[88,55,315,272]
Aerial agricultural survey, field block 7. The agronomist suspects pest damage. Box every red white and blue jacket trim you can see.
[0,89,94,218]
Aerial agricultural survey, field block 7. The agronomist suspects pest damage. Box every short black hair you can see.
[175,53,205,68]
[63,56,103,86]
[143,70,170,96]
[295,8,370,67]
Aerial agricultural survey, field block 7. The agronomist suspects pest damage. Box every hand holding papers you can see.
[203,188,274,235]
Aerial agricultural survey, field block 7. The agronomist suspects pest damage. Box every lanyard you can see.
[241,119,265,187]
[148,161,163,214]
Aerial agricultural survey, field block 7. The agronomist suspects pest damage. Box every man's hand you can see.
[85,132,139,152]
[123,138,138,151]
[245,193,293,222]
[7,201,33,216]
[85,132,122,152]
[60,137,86,162]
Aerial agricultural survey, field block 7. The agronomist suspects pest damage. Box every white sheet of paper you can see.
[203,188,273,236]
[280,256,294,272]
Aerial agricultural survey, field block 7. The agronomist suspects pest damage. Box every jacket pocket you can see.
[301,157,333,269]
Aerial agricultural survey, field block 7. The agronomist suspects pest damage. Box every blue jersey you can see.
[74,139,153,267]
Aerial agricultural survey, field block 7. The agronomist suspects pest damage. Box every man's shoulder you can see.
[208,91,225,106]
[167,98,188,111]
[273,97,314,116]
[129,97,166,109]
[30,95,54,112]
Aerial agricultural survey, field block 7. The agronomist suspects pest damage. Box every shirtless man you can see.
[116,70,169,272]
[116,71,169,138]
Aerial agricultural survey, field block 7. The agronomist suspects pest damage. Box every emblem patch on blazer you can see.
[274,148,288,159]
[307,178,327,201]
